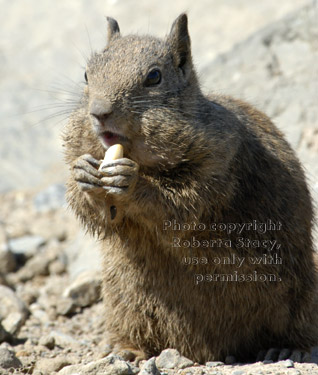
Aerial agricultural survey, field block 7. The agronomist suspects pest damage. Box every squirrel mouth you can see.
[100,131,127,148]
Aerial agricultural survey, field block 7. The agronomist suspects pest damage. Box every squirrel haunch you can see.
[63,13,318,362]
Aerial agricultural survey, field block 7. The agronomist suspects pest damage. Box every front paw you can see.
[99,158,139,200]
[73,154,103,193]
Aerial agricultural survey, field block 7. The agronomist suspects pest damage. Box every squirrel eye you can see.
[144,69,161,87]
[84,71,88,83]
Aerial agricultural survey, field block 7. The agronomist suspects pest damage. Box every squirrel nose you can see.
[90,99,113,123]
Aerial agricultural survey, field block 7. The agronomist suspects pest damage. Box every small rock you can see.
[35,356,72,374]
[1,312,25,335]
[30,212,70,242]
[14,253,50,282]
[49,259,66,275]
[156,349,180,369]
[39,335,55,350]
[139,357,160,375]
[0,348,22,369]
[0,342,12,351]
[33,183,66,213]
[30,303,50,323]
[24,338,39,349]
[178,355,194,369]
[280,359,294,368]
[206,361,224,367]
[56,297,76,316]
[8,235,46,258]
[65,229,102,279]
[63,270,101,307]
[16,285,39,306]
[0,285,29,322]
[58,354,134,374]
[0,247,16,273]
[156,348,193,369]
[49,331,79,348]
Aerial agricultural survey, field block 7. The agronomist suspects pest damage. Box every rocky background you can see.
[0,1,318,374]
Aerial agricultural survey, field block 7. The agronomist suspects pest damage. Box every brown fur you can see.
[63,14,318,362]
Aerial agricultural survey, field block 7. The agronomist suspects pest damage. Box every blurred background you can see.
[0,1,317,372]
[0,0,317,192]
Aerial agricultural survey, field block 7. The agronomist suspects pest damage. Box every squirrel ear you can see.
[106,17,120,42]
[168,13,191,73]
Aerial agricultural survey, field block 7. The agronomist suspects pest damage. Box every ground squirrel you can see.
[63,14,318,363]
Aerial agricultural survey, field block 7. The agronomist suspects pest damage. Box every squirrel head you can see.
[85,14,204,170]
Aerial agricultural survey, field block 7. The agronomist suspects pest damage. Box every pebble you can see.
[139,357,160,375]
[49,259,66,275]
[29,212,70,242]
[156,349,182,369]
[39,335,55,350]
[49,330,80,348]
[57,354,134,375]
[280,359,294,368]
[8,235,46,258]
[0,348,22,369]
[178,355,194,369]
[56,297,77,316]
[1,311,25,335]
[30,303,50,323]
[63,270,101,307]
[33,183,66,213]
[156,348,193,369]
[35,356,72,374]
[0,285,29,322]
[16,284,39,306]
[14,253,50,282]
[65,229,102,280]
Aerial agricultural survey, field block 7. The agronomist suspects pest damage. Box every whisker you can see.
[27,110,73,128]
[85,24,93,56]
